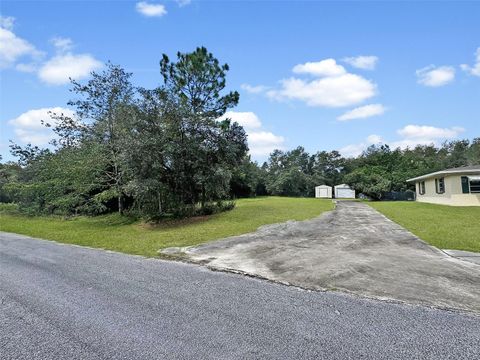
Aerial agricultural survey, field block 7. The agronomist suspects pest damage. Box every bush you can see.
[170,200,236,218]
[0,203,19,214]
[197,200,236,216]
[172,205,196,219]
[218,200,236,212]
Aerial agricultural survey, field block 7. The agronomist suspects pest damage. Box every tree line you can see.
[236,140,479,200]
[2,48,247,218]
[1,47,479,218]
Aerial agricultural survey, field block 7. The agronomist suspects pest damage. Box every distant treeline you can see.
[0,47,479,217]
[234,140,479,200]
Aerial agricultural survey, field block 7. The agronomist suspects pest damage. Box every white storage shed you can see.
[315,185,332,198]
[334,184,355,199]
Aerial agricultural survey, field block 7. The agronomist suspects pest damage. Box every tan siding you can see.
[415,174,480,206]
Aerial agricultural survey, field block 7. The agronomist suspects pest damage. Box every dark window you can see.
[419,181,425,195]
[461,176,470,193]
[435,177,445,194]
[470,179,480,193]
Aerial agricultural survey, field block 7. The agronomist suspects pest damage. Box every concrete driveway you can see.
[178,201,480,312]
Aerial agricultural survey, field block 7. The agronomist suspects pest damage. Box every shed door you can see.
[319,188,328,197]
[337,189,352,198]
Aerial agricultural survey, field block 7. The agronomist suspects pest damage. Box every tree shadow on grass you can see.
[141,215,213,231]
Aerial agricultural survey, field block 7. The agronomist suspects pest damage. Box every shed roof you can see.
[334,184,352,188]
[315,185,331,188]
[406,165,480,182]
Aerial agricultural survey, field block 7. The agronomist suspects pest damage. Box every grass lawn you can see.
[0,197,333,257]
[369,201,480,252]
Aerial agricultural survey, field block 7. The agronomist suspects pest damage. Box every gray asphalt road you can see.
[1,232,479,360]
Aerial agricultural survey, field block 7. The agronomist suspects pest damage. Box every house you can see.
[315,185,332,198]
[406,165,480,206]
[334,184,355,199]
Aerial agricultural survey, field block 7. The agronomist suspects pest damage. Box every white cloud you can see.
[176,0,191,6]
[461,47,480,77]
[366,134,383,144]
[218,111,285,156]
[267,57,377,108]
[397,125,464,139]
[340,125,465,157]
[343,55,378,70]
[292,59,346,77]
[267,73,377,107]
[136,2,167,17]
[0,16,15,30]
[0,17,43,69]
[12,129,55,146]
[394,125,464,149]
[8,107,76,145]
[337,104,386,121]
[51,37,74,53]
[38,53,103,85]
[38,37,102,85]
[240,83,269,94]
[248,131,285,156]
[416,65,455,87]
[0,17,101,85]
[220,111,262,130]
[339,142,369,158]
[339,134,383,157]
[388,138,435,149]
[15,62,37,73]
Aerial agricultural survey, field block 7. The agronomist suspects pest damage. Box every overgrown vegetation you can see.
[3,48,247,218]
[369,201,480,252]
[256,141,480,199]
[0,47,479,218]
[0,197,333,256]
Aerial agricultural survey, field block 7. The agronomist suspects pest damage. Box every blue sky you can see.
[1,1,479,162]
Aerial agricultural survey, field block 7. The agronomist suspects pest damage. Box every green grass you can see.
[0,197,333,257]
[369,201,480,252]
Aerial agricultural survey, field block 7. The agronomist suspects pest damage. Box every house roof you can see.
[406,165,480,182]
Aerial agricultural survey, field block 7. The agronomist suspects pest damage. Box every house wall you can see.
[416,175,480,206]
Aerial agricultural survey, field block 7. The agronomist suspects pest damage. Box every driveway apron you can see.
[183,201,480,312]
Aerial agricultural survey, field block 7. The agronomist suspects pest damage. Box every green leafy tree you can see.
[312,150,345,186]
[467,138,480,165]
[69,63,136,213]
[264,147,315,197]
[126,48,247,216]
[0,158,22,203]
